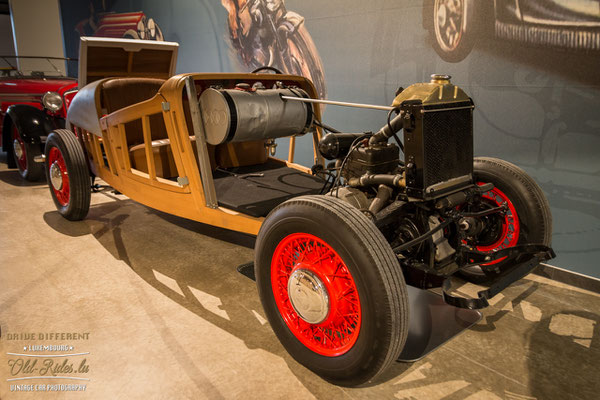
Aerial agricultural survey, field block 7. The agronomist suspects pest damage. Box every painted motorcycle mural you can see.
[222,0,327,100]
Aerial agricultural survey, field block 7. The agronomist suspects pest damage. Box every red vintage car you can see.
[0,56,78,181]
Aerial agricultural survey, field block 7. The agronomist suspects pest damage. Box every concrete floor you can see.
[1,158,599,400]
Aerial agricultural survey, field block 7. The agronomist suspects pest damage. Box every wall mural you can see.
[75,9,164,41]
[59,0,165,75]
[58,0,600,278]
[221,0,327,99]
[70,0,164,40]
[424,0,600,62]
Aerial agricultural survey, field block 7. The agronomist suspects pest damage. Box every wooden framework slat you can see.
[87,71,170,78]
[141,115,156,180]
[127,52,134,74]
[288,136,296,163]
[117,123,131,171]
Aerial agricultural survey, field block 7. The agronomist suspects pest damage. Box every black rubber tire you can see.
[44,129,91,221]
[11,123,44,181]
[6,139,17,169]
[460,157,553,283]
[255,195,409,386]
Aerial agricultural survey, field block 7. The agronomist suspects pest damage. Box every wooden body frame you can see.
[76,73,323,235]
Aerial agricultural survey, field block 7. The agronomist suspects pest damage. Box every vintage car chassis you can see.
[44,38,554,386]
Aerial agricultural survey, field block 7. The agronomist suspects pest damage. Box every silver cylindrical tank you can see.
[199,87,313,145]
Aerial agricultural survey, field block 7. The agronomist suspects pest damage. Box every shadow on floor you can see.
[0,151,44,187]
[42,196,387,396]
[528,310,600,399]
[0,170,46,187]
[41,193,600,398]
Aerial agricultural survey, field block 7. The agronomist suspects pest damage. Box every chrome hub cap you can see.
[13,139,23,159]
[50,161,63,190]
[287,268,329,324]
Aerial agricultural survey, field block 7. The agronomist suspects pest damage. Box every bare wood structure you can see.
[68,38,323,235]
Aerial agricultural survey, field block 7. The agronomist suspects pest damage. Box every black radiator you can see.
[402,100,474,200]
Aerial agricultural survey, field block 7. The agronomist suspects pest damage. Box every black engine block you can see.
[343,142,400,180]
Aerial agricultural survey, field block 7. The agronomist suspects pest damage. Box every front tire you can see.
[255,195,408,386]
[460,157,552,283]
[44,129,91,221]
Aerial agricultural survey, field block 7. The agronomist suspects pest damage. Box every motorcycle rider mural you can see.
[222,0,327,100]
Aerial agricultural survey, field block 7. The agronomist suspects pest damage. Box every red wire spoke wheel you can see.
[12,125,27,172]
[271,233,361,357]
[48,146,70,206]
[473,183,520,265]
[44,130,91,221]
[255,195,408,386]
[460,157,552,284]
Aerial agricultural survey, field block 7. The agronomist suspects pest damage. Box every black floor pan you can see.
[213,160,325,218]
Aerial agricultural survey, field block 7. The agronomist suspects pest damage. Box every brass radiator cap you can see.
[391,74,471,107]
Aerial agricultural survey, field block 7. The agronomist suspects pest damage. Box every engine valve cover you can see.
[344,143,400,180]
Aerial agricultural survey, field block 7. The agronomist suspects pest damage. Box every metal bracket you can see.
[184,76,218,209]
[443,256,538,309]
[161,102,170,111]
[457,244,554,267]
[177,176,189,187]
[443,245,555,309]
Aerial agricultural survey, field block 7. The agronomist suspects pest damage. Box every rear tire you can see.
[460,157,552,283]
[6,139,17,169]
[44,129,91,221]
[255,195,408,386]
[11,124,43,181]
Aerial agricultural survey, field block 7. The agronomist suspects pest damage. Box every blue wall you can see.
[60,0,600,279]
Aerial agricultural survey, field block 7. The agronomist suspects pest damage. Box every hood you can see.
[0,78,78,95]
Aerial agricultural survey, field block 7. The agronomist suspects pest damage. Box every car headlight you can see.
[42,91,63,112]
